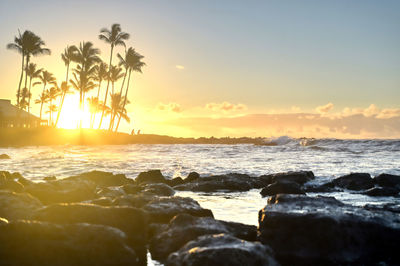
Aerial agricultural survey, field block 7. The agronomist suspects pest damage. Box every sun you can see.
[57,94,92,129]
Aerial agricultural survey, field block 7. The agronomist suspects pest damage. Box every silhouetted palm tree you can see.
[25,63,42,114]
[87,96,100,128]
[46,86,60,126]
[107,93,130,130]
[115,49,145,132]
[18,87,30,111]
[108,65,124,95]
[35,91,48,120]
[61,46,77,82]
[37,70,56,106]
[54,81,72,127]
[7,30,24,106]
[98,23,129,129]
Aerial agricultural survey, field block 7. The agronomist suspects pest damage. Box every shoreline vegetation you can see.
[0,127,266,146]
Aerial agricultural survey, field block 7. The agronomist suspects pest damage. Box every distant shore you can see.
[0,127,266,146]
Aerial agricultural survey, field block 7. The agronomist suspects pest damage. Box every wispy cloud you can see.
[175,65,185,70]
[205,102,247,112]
[316,103,334,114]
[157,102,182,113]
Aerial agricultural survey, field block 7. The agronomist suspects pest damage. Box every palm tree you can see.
[54,81,72,127]
[61,45,77,82]
[115,49,145,132]
[94,61,108,99]
[108,65,124,95]
[107,93,130,131]
[25,63,42,114]
[47,86,60,126]
[87,96,100,128]
[38,70,56,97]
[35,91,48,120]
[6,30,24,106]
[98,23,129,129]
[18,87,30,111]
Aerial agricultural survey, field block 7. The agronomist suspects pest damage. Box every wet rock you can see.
[332,173,374,190]
[25,180,97,205]
[150,214,257,260]
[0,174,24,192]
[143,196,213,223]
[0,171,23,180]
[0,219,138,266]
[166,177,184,187]
[260,181,305,197]
[113,193,154,208]
[122,183,143,194]
[174,173,256,192]
[362,187,399,197]
[96,186,126,198]
[258,194,400,265]
[0,191,42,220]
[304,182,339,193]
[166,234,278,266]
[86,196,113,206]
[263,171,315,186]
[43,176,56,181]
[363,203,400,214]
[136,170,167,184]
[0,154,10,159]
[33,203,148,261]
[374,173,400,188]
[142,183,175,196]
[64,171,133,187]
[184,172,200,183]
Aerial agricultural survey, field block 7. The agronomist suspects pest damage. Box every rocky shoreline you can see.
[0,169,399,265]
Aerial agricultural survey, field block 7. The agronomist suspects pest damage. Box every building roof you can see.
[0,99,41,120]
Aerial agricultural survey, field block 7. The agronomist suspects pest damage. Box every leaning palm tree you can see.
[114,49,145,132]
[25,63,42,114]
[54,81,72,127]
[87,96,100,129]
[35,91,48,120]
[108,65,124,95]
[6,30,24,106]
[38,70,56,98]
[98,23,129,129]
[94,61,108,99]
[61,45,77,82]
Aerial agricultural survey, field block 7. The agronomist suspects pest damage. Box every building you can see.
[0,99,46,128]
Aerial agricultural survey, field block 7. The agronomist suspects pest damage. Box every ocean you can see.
[1,136,400,226]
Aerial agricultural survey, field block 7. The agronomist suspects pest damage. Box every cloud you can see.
[316,103,334,114]
[157,102,182,113]
[291,106,301,112]
[205,102,247,112]
[175,65,185,70]
[340,104,400,119]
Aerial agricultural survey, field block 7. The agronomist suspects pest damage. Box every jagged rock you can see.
[363,203,400,214]
[87,196,113,206]
[0,191,42,220]
[260,181,305,197]
[143,196,213,223]
[150,214,257,260]
[184,172,200,183]
[263,171,315,185]
[0,171,23,180]
[258,194,400,265]
[0,154,10,159]
[122,183,143,194]
[362,187,399,197]
[167,177,184,187]
[63,171,133,187]
[33,203,148,262]
[113,193,154,208]
[142,183,175,196]
[374,173,400,188]
[135,170,167,184]
[332,173,374,190]
[304,182,339,193]
[96,186,126,198]
[0,173,24,192]
[0,219,138,266]
[166,234,278,266]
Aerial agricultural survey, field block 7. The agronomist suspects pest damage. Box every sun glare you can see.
[57,95,92,129]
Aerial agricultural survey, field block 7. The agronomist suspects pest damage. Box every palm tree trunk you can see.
[49,99,52,126]
[79,90,83,129]
[16,53,25,106]
[98,44,114,129]
[55,63,70,127]
[40,102,43,120]
[119,70,127,97]
[115,69,132,132]
[28,76,32,114]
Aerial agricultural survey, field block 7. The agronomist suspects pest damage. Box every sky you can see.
[0,0,399,138]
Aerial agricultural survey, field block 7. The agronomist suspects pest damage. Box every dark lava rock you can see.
[150,214,257,260]
[258,194,400,265]
[142,183,175,196]
[113,193,154,208]
[260,181,305,197]
[0,154,10,159]
[362,187,399,197]
[263,171,315,186]
[166,177,184,187]
[64,171,133,187]
[122,183,143,194]
[0,171,23,180]
[0,219,138,266]
[304,182,339,193]
[332,173,374,190]
[43,176,57,181]
[0,173,24,192]
[33,203,148,260]
[374,173,400,188]
[96,186,126,198]
[363,203,400,214]
[0,191,43,220]
[166,234,278,266]
[143,196,213,223]
[185,172,200,183]
[174,173,257,192]
[136,170,167,184]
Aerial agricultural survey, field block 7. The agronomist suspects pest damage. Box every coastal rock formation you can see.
[0,154,10,159]
[141,183,175,196]
[0,219,138,266]
[166,234,278,266]
[258,194,400,265]
[149,213,257,260]
[260,171,315,186]
[63,170,133,187]
[0,191,43,220]
[260,181,305,197]
[0,174,24,192]
[374,173,400,188]
[136,170,167,184]
[142,196,213,223]
[362,187,400,197]
[331,173,374,190]
[33,203,148,260]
